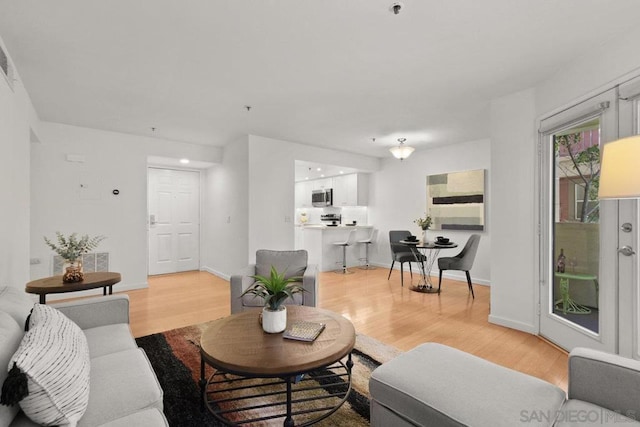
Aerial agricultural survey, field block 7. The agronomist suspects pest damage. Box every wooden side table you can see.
[26,272,121,304]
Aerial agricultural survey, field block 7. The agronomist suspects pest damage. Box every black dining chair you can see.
[437,234,481,298]
[388,230,425,287]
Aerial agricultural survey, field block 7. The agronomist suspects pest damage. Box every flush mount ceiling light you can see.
[389,138,415,160]
[179,158,190,164]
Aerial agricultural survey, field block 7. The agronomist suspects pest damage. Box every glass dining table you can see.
[400,240,458,293]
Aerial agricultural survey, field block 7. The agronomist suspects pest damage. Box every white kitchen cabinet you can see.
[332,173,368,206]
[309,178,333,190]
[311,178,333,190]
[295,181,313,208]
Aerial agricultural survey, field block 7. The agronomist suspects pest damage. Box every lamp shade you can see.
[598,135,640,199]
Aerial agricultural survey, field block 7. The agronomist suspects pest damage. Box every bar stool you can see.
[333,230,357,274]
[358,228,377,270]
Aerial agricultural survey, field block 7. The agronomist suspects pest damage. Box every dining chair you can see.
[388,230,425,287]
[437,234,481,298]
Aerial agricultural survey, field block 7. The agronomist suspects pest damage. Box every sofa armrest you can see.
[302,264,318,307]
[568,347,640,416]
[52,295,130,330]
[230,264,256,314]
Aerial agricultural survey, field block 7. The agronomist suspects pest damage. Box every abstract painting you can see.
[427,169,485,231]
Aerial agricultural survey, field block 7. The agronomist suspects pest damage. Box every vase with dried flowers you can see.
[44,232,106,283]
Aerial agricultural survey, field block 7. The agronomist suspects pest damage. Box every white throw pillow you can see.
[4,304,90,426]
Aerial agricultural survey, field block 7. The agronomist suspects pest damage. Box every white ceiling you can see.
[1,1,639,158]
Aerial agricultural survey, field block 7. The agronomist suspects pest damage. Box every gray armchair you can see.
[437,234,480,298]
[230,249,318,314]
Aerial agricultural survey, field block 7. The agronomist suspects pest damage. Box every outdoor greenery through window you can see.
[552,118,600,333]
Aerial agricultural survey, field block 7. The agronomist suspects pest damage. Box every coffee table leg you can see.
[284,377,294,427]
[199,355,206,411]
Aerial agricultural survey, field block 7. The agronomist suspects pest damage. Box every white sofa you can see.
[0,286,168,426]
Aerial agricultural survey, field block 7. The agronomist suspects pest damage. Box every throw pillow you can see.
[1,304,90,426]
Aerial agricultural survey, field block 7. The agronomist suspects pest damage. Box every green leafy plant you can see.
[414,213,433,230]
[554,132,600,223]
[44,232,106,262]
[241,266,304,311]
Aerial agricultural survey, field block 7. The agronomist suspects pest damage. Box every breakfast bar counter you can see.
[299,225,374,272]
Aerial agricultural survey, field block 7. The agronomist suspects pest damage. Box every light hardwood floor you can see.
[121,268,568,390]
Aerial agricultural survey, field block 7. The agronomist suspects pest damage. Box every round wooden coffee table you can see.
[25,272,121,304]
[200,305,356,426]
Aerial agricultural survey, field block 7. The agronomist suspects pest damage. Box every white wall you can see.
[368,139,491,285]
[30,122,221,293]
[488,25,640,334]
[536,25,640,116]
[0,36,38,291]
[489,88,537,333]
[247,135,380,262]
[201,136,249,279]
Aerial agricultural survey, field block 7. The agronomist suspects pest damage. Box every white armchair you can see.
[230,249,318,314]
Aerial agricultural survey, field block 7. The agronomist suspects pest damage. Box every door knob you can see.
[618,246,636,256]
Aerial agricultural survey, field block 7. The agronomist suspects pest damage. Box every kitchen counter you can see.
[297,224,372,229]
[298,225,374,271]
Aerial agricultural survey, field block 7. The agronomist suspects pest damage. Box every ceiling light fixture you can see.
[179,158,190,164]
[389,138,415,161]
[390,2,403,15]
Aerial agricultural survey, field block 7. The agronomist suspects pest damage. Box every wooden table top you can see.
[200,305,356,377]
[25,272,122,294]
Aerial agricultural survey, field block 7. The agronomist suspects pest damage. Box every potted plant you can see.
[44,232,106,283]
[241,266,304,333]
[414,213,433,243]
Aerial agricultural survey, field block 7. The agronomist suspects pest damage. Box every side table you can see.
[554,272,599,315]
[26,272,122,304]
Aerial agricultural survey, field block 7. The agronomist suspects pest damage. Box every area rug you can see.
[136,321,401,426]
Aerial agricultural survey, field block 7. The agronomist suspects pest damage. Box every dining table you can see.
[400,240,458,293]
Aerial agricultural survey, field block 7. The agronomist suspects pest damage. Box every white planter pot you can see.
[262,306,287,333]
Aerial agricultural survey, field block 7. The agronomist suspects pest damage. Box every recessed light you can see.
[339,171,344,174]
[320,174,325,177]
[305,177,309,180]
[316,168,322,172]
[179,158,190,164]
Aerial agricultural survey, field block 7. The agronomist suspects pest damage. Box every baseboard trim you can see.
[375,262,490,286]
[488,314,537,334]
[200,266,230,281]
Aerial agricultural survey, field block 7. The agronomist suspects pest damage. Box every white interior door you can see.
[148,168,200,275]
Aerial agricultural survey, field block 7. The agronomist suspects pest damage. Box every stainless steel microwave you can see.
[312,188,332,207]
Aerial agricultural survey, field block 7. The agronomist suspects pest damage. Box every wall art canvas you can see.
[427,169,485,231]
